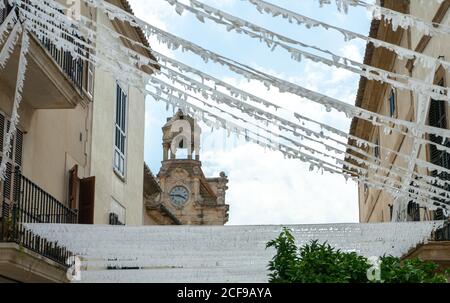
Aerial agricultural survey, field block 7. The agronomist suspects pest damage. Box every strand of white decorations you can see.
[148,88,450,211]
[32,1,450,140]
[2,0,446,216]
[116,38,450,193]
[244,0,450,87]
[106,32,450,189]
[24,14,146,88]
[76,0,450,37]
[317,0,450,36]
[0,26,29,180]
[0,21,21,68]
[393,65,438,222]
[144,50,450,177]
[89,2,450,211]
[80,0,450,75]
[148,74,450,206]
[22,3,450,181]
[23,5,450,181]
[20,1,450,203]
[24,0,450,139]
[0,9,17,44]
[17,0,95,41]
[149,76,450,201]
[32,16,450,209]
[23,11,450,214]
[121,22,450,138]
[123,35,450,199]
[166,0,450,99]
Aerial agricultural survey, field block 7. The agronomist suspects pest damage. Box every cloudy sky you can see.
[127,0,373,225]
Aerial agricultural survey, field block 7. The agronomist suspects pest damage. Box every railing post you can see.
[11,199,17,242]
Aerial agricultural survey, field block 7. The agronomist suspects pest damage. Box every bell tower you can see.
[144,110,229,225]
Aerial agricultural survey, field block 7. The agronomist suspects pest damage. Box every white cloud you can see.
[202,143,358,225]
[195,65,360,225]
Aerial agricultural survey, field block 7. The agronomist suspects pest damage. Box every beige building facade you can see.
[0,0,155,282]
[0,0,153,226]
[143,110,230,225]
[347,0,450,223]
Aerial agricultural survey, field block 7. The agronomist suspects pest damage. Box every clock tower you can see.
[144,110,229,225]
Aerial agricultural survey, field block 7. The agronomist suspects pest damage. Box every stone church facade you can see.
[143,110,229,225]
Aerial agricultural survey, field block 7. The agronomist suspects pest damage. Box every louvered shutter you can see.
[68,165,79,210]
[14,129,23,167]
[0,113,23,203]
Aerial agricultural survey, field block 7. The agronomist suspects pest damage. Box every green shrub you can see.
[267,228,449,283]
[380,256,448,283]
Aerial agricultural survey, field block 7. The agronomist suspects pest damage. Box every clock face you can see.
[170,186,189,206]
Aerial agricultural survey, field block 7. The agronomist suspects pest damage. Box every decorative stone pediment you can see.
[170,168,189,180]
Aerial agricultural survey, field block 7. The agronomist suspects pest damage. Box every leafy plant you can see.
[380,256,449,283]
[267,228,449,283]
[266,227,299,283]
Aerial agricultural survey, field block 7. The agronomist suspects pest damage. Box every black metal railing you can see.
[1,168,77,267]
[109,213,125,226]
[14,173,78,224]
[19,0,86,91]
[39,35,85,92]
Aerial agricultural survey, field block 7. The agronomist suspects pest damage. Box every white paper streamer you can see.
[0,21,22,68]
[0,27,30,180]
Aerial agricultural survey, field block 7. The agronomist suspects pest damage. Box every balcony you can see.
[0,167,76,282]
[0,1,87,109]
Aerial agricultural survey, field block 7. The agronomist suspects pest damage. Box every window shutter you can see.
[78,176,95,224]
[389,90,396,117]
[0,113,23,205]
[5,120,11,160]
[68,165,80,210]
[429,97,449,167]
[14,129,23,167]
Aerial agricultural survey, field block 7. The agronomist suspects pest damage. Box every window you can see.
[114,84,127,178]
[87,61,94,97]
[407,201,421,222]
[389,89,396,117]
[374,136,380,159]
